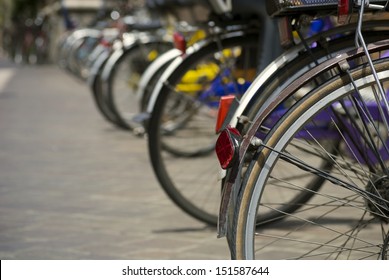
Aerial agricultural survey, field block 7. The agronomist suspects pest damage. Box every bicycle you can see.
[89,14,172,128]
[215,0,389,259]
[57,27,102,77]
[131,22,211,136]
[57,2,174,129]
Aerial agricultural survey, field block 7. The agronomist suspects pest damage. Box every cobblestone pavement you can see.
[0,58,230,260]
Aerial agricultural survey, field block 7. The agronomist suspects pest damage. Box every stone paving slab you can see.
[0,59,230,260]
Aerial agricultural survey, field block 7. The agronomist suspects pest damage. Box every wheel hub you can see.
[366,176,389,222]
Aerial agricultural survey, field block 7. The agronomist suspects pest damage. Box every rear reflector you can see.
[215,95,235,133]
[173,32,186,54]
[338,0,352,25]
[215,126,241,169]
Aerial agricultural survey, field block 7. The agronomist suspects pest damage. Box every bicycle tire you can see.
[89,48,121,125]
[105,40,172,130]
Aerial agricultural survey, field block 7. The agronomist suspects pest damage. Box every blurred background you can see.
[0,0,145,63]
[0,0,230,260]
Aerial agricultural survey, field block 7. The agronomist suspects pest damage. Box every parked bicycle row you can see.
[56,0,389,260]
[2,12,52,65]
[56,0,270,227]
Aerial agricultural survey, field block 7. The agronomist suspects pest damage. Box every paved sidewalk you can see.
[0,58,230,260]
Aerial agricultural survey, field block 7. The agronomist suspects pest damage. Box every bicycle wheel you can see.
[148,31,260,225]
[67,30,101,79]
[105,39,172,130]
[231,46,389,259]
[89,47,121,125]
[131,48,181,136]
[224,29,389,227]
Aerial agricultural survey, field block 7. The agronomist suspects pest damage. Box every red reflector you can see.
[215,126,241,169]
[173,32,186,54]
[100,38,111,48]
[215,95,235,133]
[338,0,352,25]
